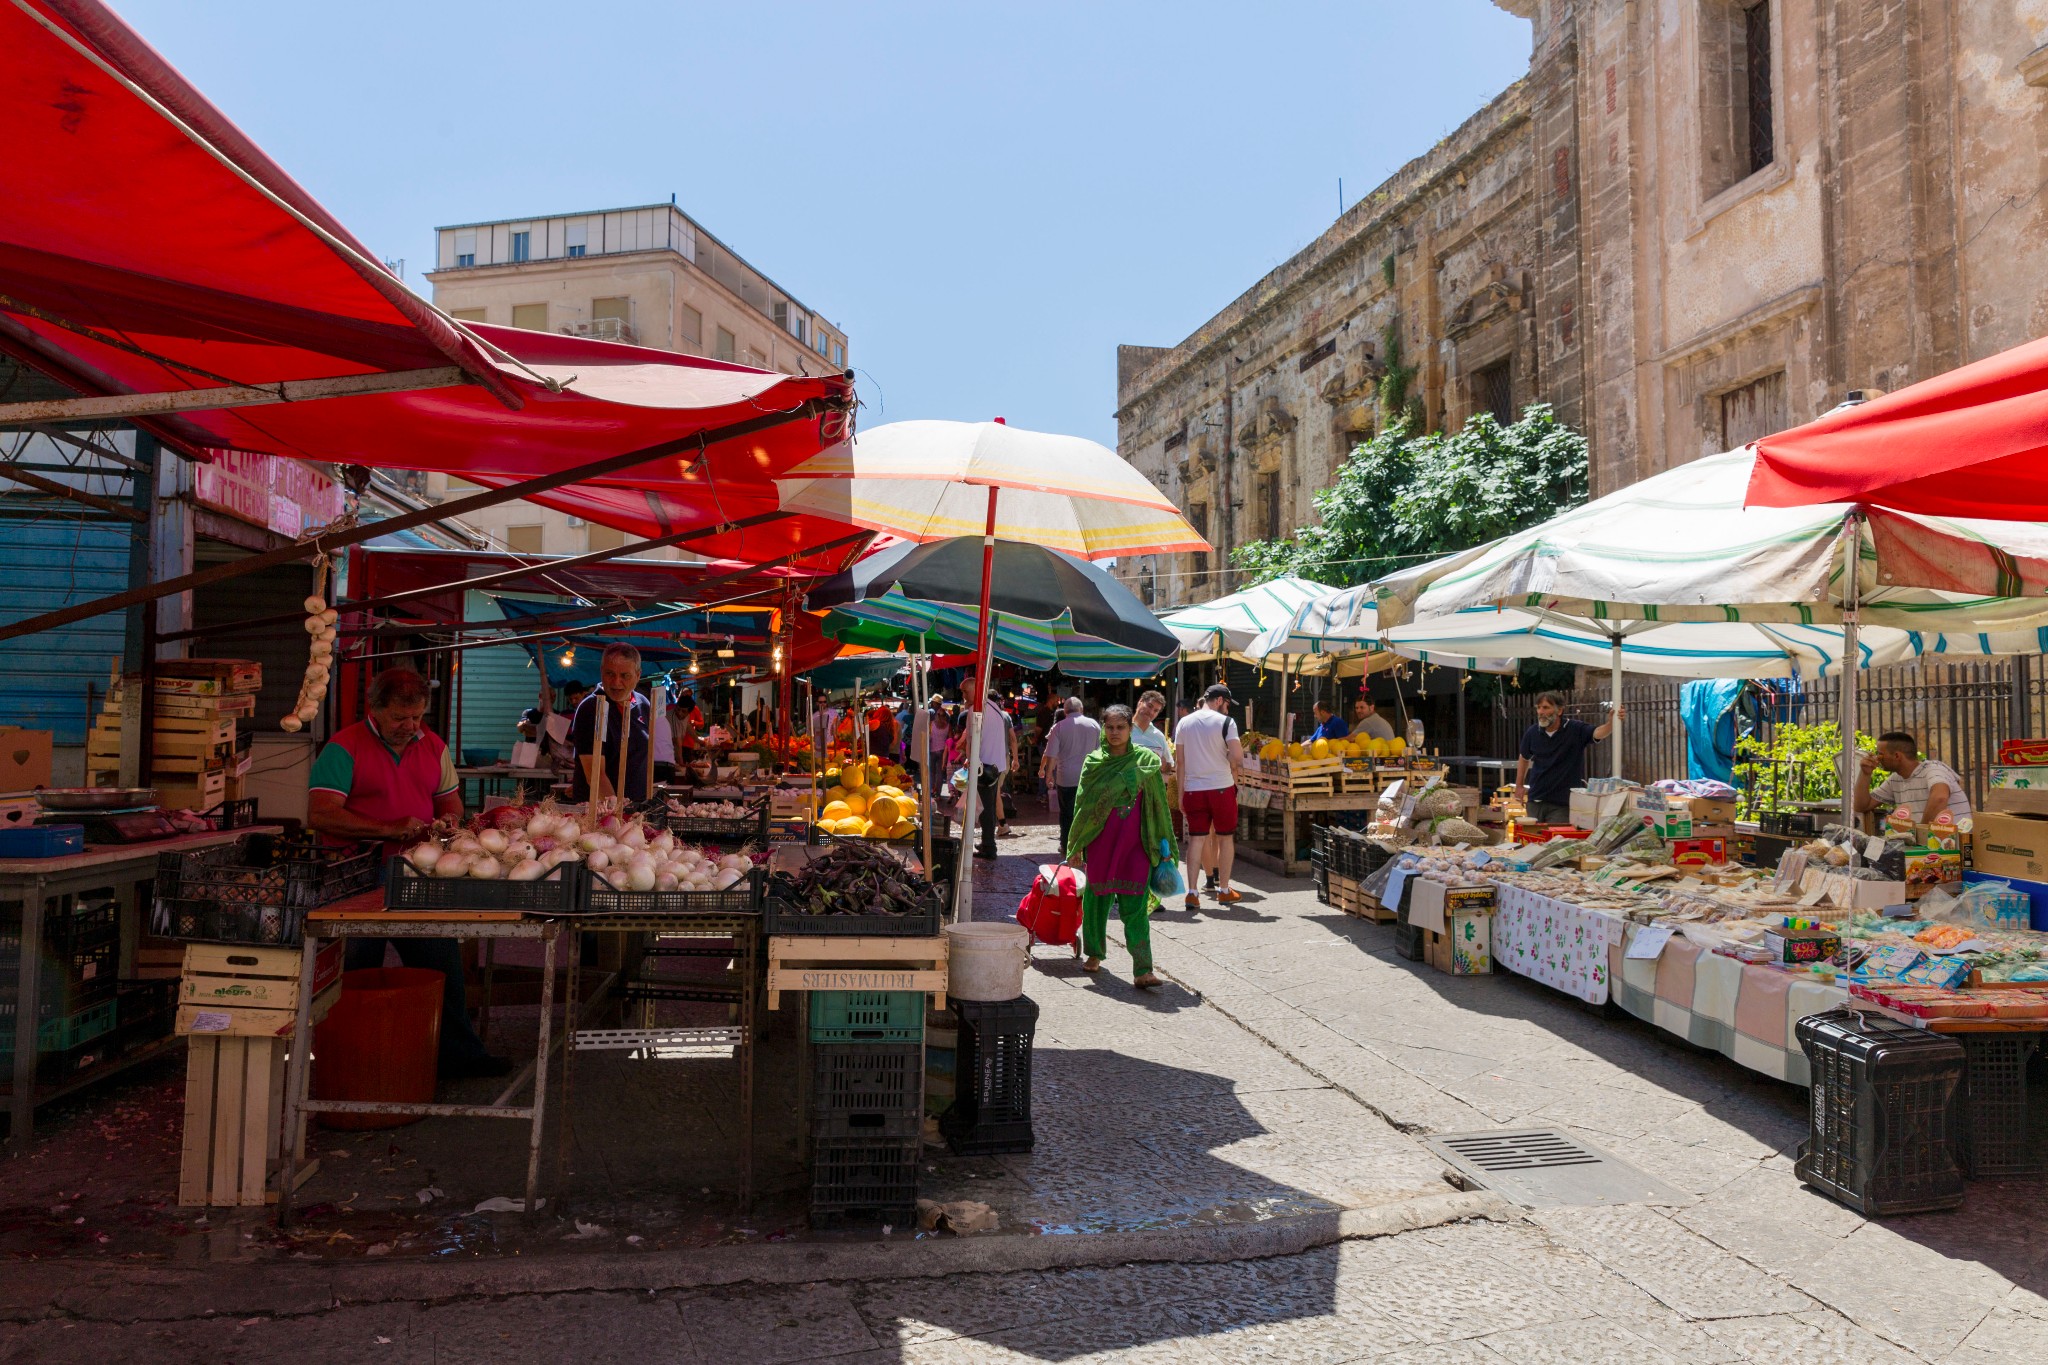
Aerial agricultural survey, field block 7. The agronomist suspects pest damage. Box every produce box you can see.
[1997,739,2048,766]
[1569,789,1630,827]
[1764,923,1841,964]
[1800,865,1907,910]
[1668,837,1726,870]
[1982,787,2048,816]
[179,941,344,1011]
[1988,765,2048,790]
[1678,796,1738,825]
[1901,848,1963,899]
[0,727,52,791]
[175,979,338,1037]
[1632,794,1692,840]
[1406,879,1495,934]
[1424,910,1492,975]
[1970,811,2048,882]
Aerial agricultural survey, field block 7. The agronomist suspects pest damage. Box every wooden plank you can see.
[309,908,525,922]
[175,981,338,1038]
[209,1037,246,1206]
[179,1036,217,1208]
[767,935,949,962]
[237,1039,271,1206]
[767,966,949,1011]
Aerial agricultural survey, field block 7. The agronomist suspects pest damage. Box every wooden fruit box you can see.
[180,941,343,1012]
[1327,874,1396,923]
[766,934,949,1011]
[1239,768,1334,797]
[179,1034,316,1207]
[1260,755,1344,779]
[175,981,338,1038]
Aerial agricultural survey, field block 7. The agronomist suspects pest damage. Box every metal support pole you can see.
[1610,635,1625,780]
[953,486,1001,923]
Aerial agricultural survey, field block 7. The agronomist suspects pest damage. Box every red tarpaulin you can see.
[0,0,861,572]
[346,546,831,625]
[1747,334,2048,519]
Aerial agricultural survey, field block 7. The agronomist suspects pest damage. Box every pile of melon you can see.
[1259,735,1409,761]
[814,754,919,839]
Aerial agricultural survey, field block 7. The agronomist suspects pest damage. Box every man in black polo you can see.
[1513,691,1624,824]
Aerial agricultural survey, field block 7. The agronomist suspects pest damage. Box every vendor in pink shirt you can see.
[307,667,508,1079]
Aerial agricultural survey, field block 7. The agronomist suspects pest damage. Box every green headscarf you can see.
[1064,741,1176,868]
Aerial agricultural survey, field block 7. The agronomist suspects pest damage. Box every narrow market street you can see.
[3,814,2041,1364]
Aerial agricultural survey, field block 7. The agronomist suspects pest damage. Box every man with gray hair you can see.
[571,643,653,803]
[1040,695,1102,855]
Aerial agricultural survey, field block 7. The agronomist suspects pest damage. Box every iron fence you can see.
[1492,679,1687,787]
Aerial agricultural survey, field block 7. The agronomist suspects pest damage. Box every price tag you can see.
[1863,836,1888,862]
[190,1010,231,1033]
[1626,925,1674,960]
[1797,880,1828,907]
[1469,850,1492,867]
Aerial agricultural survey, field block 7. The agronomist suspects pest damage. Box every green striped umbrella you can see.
[820,589,1176,679]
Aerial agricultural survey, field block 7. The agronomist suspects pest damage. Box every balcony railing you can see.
[562,317,635,345]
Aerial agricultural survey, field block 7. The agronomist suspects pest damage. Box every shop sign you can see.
[193,450,343,538]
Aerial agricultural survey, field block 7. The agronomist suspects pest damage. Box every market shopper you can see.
[307,667,509,1079]
[1350,693,1395,742]
[1131,689,1174,774]
[571,644,653,804]
[1066,704,1175,988]
[1512,691,1624,824]
[1855,730,1973,823]
[1041,696,1103,853]
[1177,683,1247,908]
[964,675,1016,860]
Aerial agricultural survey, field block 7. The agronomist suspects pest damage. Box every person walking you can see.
[1066,704,1175,989]
[965,675,1015,860]
[1040,696,1103,853]
[1176,683,1247,909]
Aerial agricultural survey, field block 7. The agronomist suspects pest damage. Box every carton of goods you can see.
[1425,910,1492,975]
[1961,870,2048,931]
[1568,788,1630,828]
[1971,811,2048,882]
[1799,865,1907,910]
[1667,837,1726,870]
[1632,793,1692,840]
[1764,921,1841,964]
[1997,738,2048,766]
[1983,787,2048,816]
[1989,765,2048,790]
[1406,878,1496,934]
[0,727,53,791]
[1677,796,1738,825]
[1900,848,1963,899]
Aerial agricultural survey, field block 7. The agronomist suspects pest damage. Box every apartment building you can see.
[425,201,847,556]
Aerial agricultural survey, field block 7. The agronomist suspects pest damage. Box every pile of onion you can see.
[400,805,754,893]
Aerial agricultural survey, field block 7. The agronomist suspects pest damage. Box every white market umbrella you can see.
[777,420,1205,919]
[1373,446,2048,804]
[1248,583,1520,677]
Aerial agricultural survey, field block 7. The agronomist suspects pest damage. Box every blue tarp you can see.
[1681,679,1744,785]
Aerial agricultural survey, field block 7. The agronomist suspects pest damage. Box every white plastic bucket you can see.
[943,921,1030,1001]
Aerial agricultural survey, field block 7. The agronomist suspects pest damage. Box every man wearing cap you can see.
[1175,683,1247,909]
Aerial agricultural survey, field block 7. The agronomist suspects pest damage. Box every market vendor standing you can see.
[1512,690,1624,824]
[1310,700,1349,742]
[306,667,508,1079]
[572,644,653,804]
[1350,693,1395,742]
[1855,730,1972,824]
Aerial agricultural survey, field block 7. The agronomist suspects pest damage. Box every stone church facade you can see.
[1118,1,2048,609]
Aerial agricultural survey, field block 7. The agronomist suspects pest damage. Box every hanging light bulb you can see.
[559,647,575,668]
[689,655,700,675]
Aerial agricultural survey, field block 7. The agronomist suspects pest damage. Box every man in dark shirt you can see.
[571,644,653,804]
[1514,691,1624,823]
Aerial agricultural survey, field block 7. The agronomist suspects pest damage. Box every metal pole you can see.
[1610,635,1625,780]
[1840,515,1863,854]
[953,486,1001,922]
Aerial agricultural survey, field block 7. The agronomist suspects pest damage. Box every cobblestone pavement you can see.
[3,811,2044,1361]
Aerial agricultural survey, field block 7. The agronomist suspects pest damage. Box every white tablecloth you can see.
[1490,883,1627,1005]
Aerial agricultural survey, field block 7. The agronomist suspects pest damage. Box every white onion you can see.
[503,840,534,865]
[619,823,649,849]
[718,853,749,872]
[655,872,680,892]
[320,608,338,625]
[625,862,657,892]
[525,813,558,840]
[553,848,582,864]
[469,855,502,880]
[476,828,509,855]
[677,848,703,866]
[603,868,628,889]
[578,831,615,853]
[448,833,481,856]
[406,842,443,872]
[433,853,472,878]
[586,849,611,872]
[649,831,675,854]
[508,858,547,881]
[714,868,743,891]
[309,639,334,660]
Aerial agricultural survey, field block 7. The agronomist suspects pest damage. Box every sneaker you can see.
[1183,893,1201,912]
[1204,872,1219,892]
[974,847,998,861]
[1214,888,1244,904]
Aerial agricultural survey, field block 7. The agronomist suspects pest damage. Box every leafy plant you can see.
[1733,721,1881,819]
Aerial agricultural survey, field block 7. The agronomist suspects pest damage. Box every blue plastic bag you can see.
[1149,838,1186,900]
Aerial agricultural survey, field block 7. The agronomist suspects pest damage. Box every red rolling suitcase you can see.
[1015,862,1084,948]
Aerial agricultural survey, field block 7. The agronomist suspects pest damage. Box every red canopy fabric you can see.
[348,546,823,623]
[1,0,861,572]
[1747,334,2048,518]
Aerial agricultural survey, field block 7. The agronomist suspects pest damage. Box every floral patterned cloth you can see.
[1490,884,1626,1004]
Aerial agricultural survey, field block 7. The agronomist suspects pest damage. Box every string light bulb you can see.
[559,648,575,667]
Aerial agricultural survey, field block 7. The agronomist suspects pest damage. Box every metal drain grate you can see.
[1424,1128,1693,1208]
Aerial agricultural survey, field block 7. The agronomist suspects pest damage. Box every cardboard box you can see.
[1632,794,1692,840]
[1998,739,2048,766]
[1569,788,1631,828]
[1901,848,1963,899]
[0,727,52,791]
[1668,837,1727,870]
[1984,787,2048,816]
[1406,878,1496,934]
[1800,865,1907,910]
[1764,924,1841,964]
[1680,797,1738,825]
[1971,811,2048,882]
[1989,765,2048,790]
[1425,910,1493,975]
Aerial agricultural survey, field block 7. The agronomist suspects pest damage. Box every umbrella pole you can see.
[915,655,934,882]
[954,486,1001,923]
[1610,635,1625,781]
[1840,514,1863,857]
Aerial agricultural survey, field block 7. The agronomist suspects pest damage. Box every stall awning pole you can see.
[0,367,468,424]
[1610,634,1625,781]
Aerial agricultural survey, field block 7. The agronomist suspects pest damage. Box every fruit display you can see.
[400,803,756,892]
[773,841,946,920]
[1250,733,1408,762]
[812,753,922,839]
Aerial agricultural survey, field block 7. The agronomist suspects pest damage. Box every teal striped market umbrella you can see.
[820,588,1176,679]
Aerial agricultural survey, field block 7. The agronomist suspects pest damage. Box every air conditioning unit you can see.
[566,516,585,528]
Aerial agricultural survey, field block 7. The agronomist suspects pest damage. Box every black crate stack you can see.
[940,995,1038,1155]
[1,888,123,1084]
[807,992,926,1228]
[1795,1009,1967,1215]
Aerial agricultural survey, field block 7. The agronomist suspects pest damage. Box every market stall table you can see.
[274,894,563,1224]
[455,765,561,808]
[4,825,280,1150]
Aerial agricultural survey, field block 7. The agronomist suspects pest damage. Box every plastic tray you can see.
[0,996,117,1058]
[809,990,926,1044]
[0,825,84,858]
[382,857,588,914]
[154,896,305,949]
[154,833,378,921]
[764,894,942,939]
[664,798,770,847]
[581,866,765,918]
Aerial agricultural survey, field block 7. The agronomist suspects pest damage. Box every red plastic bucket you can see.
[311,966,442,1130]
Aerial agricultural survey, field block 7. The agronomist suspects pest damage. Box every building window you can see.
[590,297,631,342]
[830,341,845,367]
[1743,2,1773,177]
[678,304,703,349]
[1719,370,1788,449]
[743,347,768,370]
[453,230,476,268]
[449,308,487,324]
[511,303,547,331]
[566,223,588,259]
[505,524,545,554]
[586,524,628,552]
[1188,501,1210,590]
[510,230,532,263]
[1473,359,1514,426]
[714,327,737,363]
[1256,472,1282,542]
[455,252,475,267]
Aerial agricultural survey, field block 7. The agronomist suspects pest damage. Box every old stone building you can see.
[1121,0,2048,608]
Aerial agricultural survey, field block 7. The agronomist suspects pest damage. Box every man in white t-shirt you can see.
[1175,683,1246,909]
[965,675,1016,860]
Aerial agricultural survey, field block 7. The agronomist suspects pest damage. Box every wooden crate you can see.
[766,934,949,1011]
[180,942,343,1012]
[156,772,228,811]
[1238,769,1335,797]
[1327,874,1396,923]
[175,981,338,1038]
[179,1035,316,1207]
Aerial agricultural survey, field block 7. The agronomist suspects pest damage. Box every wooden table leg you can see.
[525,924,558,1216]
[274,929,322,1227]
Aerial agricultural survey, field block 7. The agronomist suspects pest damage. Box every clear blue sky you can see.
[116,1,1531,447]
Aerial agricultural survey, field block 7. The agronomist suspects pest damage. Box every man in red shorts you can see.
[1175,683,1246,910]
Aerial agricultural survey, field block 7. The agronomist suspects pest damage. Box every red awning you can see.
[1748,334,2048,518]
[1,0,860,572]
[348,546,820,623]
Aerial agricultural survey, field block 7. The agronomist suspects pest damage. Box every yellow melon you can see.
[841,765,867,791]
[820,800,852,822]
[1259,740,1284,761]
[1388,737,1408,757]
[867,794,902,827]
[825,784,849,803]
[842,792,869,818]
[1310,738,1330,759]
[833,816,866,836]
[1286,742,1307,760]
[823,767,841,786]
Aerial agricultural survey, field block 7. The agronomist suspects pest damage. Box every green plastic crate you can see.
[0,996,117,1058]
[808,990,925,1043]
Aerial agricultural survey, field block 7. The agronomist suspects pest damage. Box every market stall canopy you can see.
[0,0,860,573]
[1161,577,1337,657]
[491,596,842,675]
[1372,447,2048,631]
[1246,584,1518,676]
[775,420,1207,559]
[820,592,1175,679]
[1747,334,2048,520]
[349,546,837,623]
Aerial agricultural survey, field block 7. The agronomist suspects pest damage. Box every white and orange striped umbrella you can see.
[774,419,1207,559]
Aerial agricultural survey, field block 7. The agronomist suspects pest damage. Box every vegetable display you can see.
[667,799,755,819]
[401,804,757,893]
[774,842,944,919]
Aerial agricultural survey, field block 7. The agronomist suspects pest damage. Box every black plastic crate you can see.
[114,978,176,1057]
[581,866,764,918]
[810,1134,919,1223]
[1390,878,1425,961]
[939,1117,1034,1157]
[945,995,1036,1134]
[382,857,588,914]
[153,895,305,949]
[1794,1009,1967,1216]
[809,831,958,894]
[663,798,771,846]
[155,832,378,911]
[1959,1034,2047,1178]
[31,1033,118,1086]
[810,1042,923,1138]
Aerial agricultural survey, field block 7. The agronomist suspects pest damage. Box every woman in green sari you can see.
[1065,704,1177,988]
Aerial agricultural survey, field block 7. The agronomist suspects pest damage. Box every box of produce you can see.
[1632,794,1692,840]
[1970,811,2048,881]
[1997,738,2048,766]
[1668,837,1726,870]
[1763,921,1840,964]
[765,840,948,937]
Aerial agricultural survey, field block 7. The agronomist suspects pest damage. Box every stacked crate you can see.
[0,887,123,1084]
[806,990,925,1227]
[939,995,1038,1156]
[86,660,261,810]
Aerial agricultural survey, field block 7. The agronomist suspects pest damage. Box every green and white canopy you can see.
[1248,584,1518,675]
[1161,576,1337,657]
[1373,447,2048,631]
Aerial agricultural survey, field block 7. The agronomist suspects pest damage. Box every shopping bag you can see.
[1016,862,1085,947]
[1149,839,1187,902]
